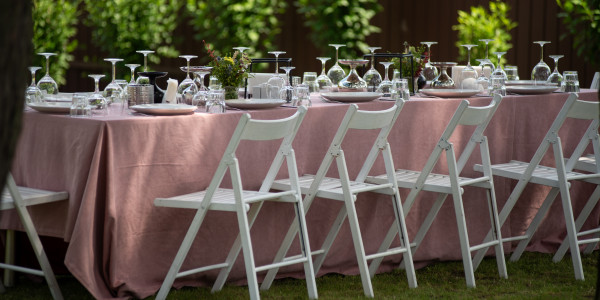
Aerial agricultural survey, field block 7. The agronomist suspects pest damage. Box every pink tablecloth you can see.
[2,90,598,299]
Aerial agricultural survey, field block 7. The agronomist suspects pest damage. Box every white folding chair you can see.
[262,100,417,298]
[367,95,506,288]
[154,107,317,300]
[0,173,67,300]
[590,72,599,90]
[471,93,600,281]
[573,154,598,174]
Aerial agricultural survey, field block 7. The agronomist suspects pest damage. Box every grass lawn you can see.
[1,251,597,299]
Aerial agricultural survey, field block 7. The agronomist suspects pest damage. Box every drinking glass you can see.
[177,55,199,105]
[87,74,108,117]
[279,66,295,102]
[338,59,369,92]
[475,59,492,93]
[115,79,129,112]
[70,93,91,118]
[363,47,382,92]
[489,74,506,96]
[478,39,496,70]
[376,61,394,96]
[103,58,124,105]
[190,66,212,108]
[531,41,551,82]
[491,51,507,80]
[504,66,519,81]
[208,76,221,90]
[125,64,140,84]
[391,78,410,101]
[316,57,333,92]
[547,55,564,85]
[25,66,43,104]
[233,47,250,54]
[37,52,59,95]
[136,50,154,84]
[206,89,226,113]
[293,84,310,107]
[327,44,346,84]
[420,41,439,81]
[431,62,457,88]
[302,72,318,93]
[267,51,286,98]
[460,44,478,89]
[561,71,580,92]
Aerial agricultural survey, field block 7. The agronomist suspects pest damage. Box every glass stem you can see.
[275,57,279,74]
[95,78,100,93]
[144,55,148,71]
[200,74,207,89]
[321,62,326,75]
[112,64,116,82]
[45,57,50,76]
[384,65,389,81]
[30,70,36,86]
[335,48,339,65]
[540,46,544,63]
[467,49,471,67]
[130,68,135,83]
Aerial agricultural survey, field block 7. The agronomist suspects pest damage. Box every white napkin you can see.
[163,78,178,104]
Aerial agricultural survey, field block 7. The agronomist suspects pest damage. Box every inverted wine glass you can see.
[136,50,154,84]
[478,39,496,70]
[125,64,140,84]
[190,66,212,107]
[87,74,108,116]
[363,47,382,92]
[233,47,250,54]
[475,59,492,93]
[316,57,333,92]
[338,59,369,92]
[37,52,59,95]
[177,55,199,105]
[103,58,124,105]
[460,44,478,89]
[547,55,564,85]
[431,62,457,89]
[25,66,43,104]
[491,51,507,80]
[327,44,346,84]
[279,66,295,102]
[376,61,394,96]
[420,41,439,80]
[267,51,286,98]
[531,41,551,82]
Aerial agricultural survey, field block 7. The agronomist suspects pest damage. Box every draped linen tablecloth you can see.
[2,90,598,299]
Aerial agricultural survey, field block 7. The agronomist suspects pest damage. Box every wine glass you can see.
[460,44,478,90]
[491,51,507,80]
[279,66,295,102]
[363,47,382,92]
[547,55,564,85]
[37,52,59,95]
[327,44,346,84]
[190,66,212,108]
[103,58,124,105]
[338,59,369,92]
[376,61,393,96]
[177,55,199,105]
[267,51,286,98]
[87,74,108,117]
[475,59,492,93]
[478,39,496,70]
[431,62,458,89]
[316,57,333,92]
[136,50,154,84]
[531,41,551,82]
[25,66,43,104]
[233,47,250,54]
[420,41,439,80]
[125,64,140,84]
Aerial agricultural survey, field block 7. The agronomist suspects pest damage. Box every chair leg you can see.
[3,230,15,288]
[344,194,374,298]
[391,194,417,288]
[555,187,600,260]
[486,189,507,279]
[294,201,318,299]
[558,184,585,280]
[235,205,260,300]
[451,193,476,288]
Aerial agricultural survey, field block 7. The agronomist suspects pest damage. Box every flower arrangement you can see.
[204,40,251,99]
[391,43,428,79]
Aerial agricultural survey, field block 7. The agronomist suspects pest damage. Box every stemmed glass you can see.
[327,44,346,84]
[177,55,199,105]
[87,74,108,116]
[316,57,333,91]
[338,59,369,92]
[37,52,59,95]
[233,47,250,54]
[376,61,393,96]
[190,66,212,107]
[531,41,551,82]
[25,67,43,104]
[136,50,154,84]
[363,47,382,92]
[103,58,124,105]
[460,44,478,89]
[478,39,496,70]
[125,64,140,84]
[491,51,507,80]
[475,59,493,93]
[420,41,439,80]
[547,55,564,85]
[279,66,295,102]
[267,51,286,98]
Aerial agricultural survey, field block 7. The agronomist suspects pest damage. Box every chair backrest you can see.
[591,72,599,90]
[200,106,308,206]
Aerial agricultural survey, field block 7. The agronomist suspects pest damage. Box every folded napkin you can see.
[163,78,178,103]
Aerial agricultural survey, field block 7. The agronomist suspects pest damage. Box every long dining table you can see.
[2,89,598,299]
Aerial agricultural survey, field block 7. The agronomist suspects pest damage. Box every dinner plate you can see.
[419,89,480,98]
[506,85,560,95]
[505,80,557,86]
[320,92,383,102]
[28,102,71,113]
[130,104,197,115]
[225,99,286,109]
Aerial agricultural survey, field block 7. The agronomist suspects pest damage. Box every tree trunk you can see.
[0,1,32,192]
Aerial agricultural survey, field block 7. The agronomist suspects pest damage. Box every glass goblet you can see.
[37,52,59,95]
[338,59,369,92]
[420,41,439,81]
[25,66,43,104]
[431,62,458,89]
[316,57,333,92]
[460,44,478,90]
[177,55,198,104]
[125,64,140,84]
[279,66,295,102]
[103,58,124,105]
[478,39,496,70]
[531,41,551,82]
[327,44,347,84]
[363,46,382,92]
[376,61,394,96]
[475,59,492,93]
[547,55,564,85]
[267,51,286,98]
[190,66,212,108]
[233,47,250,54]
[136,50,155,72]
[87,74,108,117]
[491,51,507,80]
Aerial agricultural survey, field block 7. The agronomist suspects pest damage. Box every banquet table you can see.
[2,89,598,299]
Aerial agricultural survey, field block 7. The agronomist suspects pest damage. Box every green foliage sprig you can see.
[32,0,80,86]
[391,44,427,79]
[295,0,381,57]
[204,40,251,97]
[452,1,517,66]
[556,0,600,69]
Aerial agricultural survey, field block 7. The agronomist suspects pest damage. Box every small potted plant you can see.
[204,41,251,100]
[391,43,427,92]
